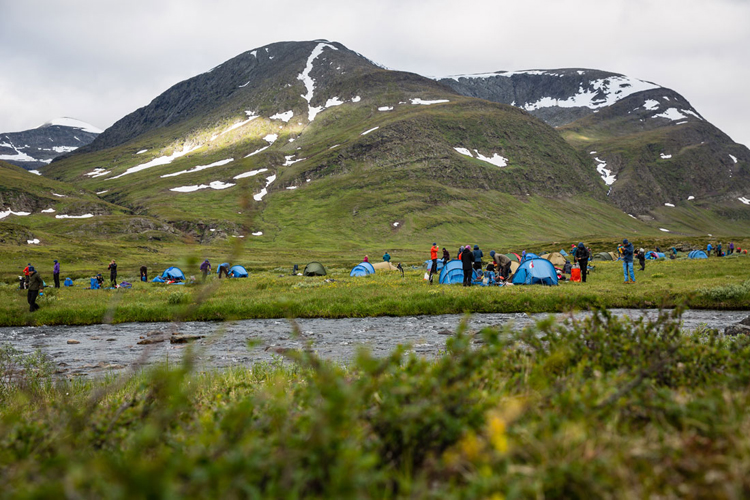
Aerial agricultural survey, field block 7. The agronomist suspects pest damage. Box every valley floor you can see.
[1,255,748,327]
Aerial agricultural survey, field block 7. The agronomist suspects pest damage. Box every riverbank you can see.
[4,308,750,497]
[1,256,748,327]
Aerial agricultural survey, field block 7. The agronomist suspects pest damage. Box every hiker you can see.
[563,260,572,275]
[521,250,526,260]
[363,255,369,263]
[140,265,148,282]
[383,251,391,262]
[218,263,229,279]
[570,244,578,261]
[396,262,404,277]
[442,247,450,266]
[23,263,31,289]
[575,242,590,283]
[461,244,474,286]
[428,243,439,284]
[491,251,512,280]
[107,260,117,286]
[472,245,484,271]
[621,239,635,283]
[717,242,723,257]
[52,260,60,288]
[638,248,646,271]
[707,242,713,255]
[27,266,43,312]
[96,273,104,287]
[729,242,735,254]
[200,259,211,282]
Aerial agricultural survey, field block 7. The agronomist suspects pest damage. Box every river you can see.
[1,309,747,377]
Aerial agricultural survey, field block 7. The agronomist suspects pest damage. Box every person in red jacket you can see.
[429,243,439,284]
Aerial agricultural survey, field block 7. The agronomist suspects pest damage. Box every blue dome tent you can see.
[523,253,539,261]
[228,265,249,278]
[438,260,465,285]
[688,250,708,259]
[511,258,558,286]
[350,262,376,277]
[423,259,445,272]
[160,266,185,281]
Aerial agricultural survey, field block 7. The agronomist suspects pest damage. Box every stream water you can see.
[1,309,747,377]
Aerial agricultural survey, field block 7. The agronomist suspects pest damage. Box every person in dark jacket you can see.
[107,260,117,286]
[27,266,43,312]
[575,242,590,283]
[442,247,450,266]
[621,239,635,283]
[383,251,391,262]
[199,259,211,283]
[461,245,475,286]
[218,263,229,279]
[96,273,104,287]
[638,248,646,271]
[23,263,31,289]
[472,245,484,271]
[140,265,148,282]
[52,259,60,288]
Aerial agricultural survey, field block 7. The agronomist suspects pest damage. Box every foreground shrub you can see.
[3,308,750,497]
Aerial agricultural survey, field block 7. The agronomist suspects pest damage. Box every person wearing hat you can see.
[491,250,512,280]
[428,243,439,284]
[472,245,484,271]
[27,266,43,312]
[53,259,60,288]
[621,239,635,283]
[461,244,475,286]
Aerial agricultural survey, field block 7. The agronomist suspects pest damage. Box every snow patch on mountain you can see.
[253,174,276,201]
[234,168,268,180]
[660,153,672,159]
[170,181,235,193]
[0,210,31,220]
[56,214,94,219]
[659,228,670,232]
[136,149,147,154]
[270,111,294,122]
[41,118,102,134]
[411,98,449,105]
[211,112,258,140]
[378,106,393,111]
[643,100,660,111]
[161,158,234,178]
[109,144,200,179]
[739,197,750,205]
[361,127,379,136]
[653,108,689,121]
[325,97,344,107]
[282,155,305,166]
[41,208,55,213]
[729,154,738,164]
[352,96,361,103]
[664,203,675,207]
[298,42,338,122]
[29,170,42,176]
[85,168,111,178]
[523,76,659,111]
[688,196,695,200]
[454,147,508,167]
[594,157,616,186]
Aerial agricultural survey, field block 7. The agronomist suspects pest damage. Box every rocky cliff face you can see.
[0,118,100,170]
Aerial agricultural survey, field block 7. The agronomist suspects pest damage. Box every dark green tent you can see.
[592,252,613,261]
[505,253,520,263]
[303,262,327,276]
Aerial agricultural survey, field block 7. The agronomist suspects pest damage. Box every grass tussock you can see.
[3,307,750,497]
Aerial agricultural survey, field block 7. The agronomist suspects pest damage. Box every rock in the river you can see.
[725,316,750,336]
[67,339,80,344]
[137,338,166,345]
[437,329,453,336]
[170,335,204,344]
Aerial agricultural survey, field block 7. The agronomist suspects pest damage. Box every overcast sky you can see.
[1,0,748,146]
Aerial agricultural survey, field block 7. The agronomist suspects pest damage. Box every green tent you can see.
[592,252,613,261]
[303,262,327,276]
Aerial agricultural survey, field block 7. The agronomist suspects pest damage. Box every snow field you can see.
[453,147,508,167]
[109,144,200,179]
[160,158,234,178]
[170,181,236,193]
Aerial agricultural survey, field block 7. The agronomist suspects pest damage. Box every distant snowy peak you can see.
[1,117,101,170]
[39,117,103,134]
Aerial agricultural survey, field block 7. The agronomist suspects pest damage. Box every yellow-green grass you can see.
[1,254,748,326]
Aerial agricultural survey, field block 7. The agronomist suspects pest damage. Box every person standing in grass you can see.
[200,259,211,283]
[472,245,484,271]
[442,247,450,266]
[383,251,391,262]
[461,244,474,286]
[638,248,646,271]
[27,266,43,312]
[729,242,735,254]
[575,242,590,283]
[621,239,635,283]
[52,259,60,288]
[707,242,713,255]
[23,263,31,289]
[107,259,117,287]
[428,243,439,284]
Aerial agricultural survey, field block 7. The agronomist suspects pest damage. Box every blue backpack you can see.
[64,278,73,287]
[90,277,100,290]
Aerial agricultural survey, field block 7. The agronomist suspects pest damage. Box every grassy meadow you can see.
[1,249,749,327]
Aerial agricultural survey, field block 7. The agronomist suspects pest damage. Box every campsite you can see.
[1,240,748,326]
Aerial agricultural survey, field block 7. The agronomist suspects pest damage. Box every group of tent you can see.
[438,258,559,286]
[151,264,249,284]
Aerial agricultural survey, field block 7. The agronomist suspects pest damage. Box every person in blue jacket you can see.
[472,245,484,271]
[621,239,635,283]
[707,242,713,255]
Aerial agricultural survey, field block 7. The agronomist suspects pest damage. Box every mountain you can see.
[0,118,102,171]
[27,41,750,249]
[439,70,750,217]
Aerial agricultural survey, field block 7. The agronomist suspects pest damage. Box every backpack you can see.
[90,277,100,290]
[64,278,73,287]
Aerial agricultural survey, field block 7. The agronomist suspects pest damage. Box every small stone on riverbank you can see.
[724,316,750,336]
[67,339,80,344]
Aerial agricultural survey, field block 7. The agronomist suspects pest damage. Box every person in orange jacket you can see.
[429,243,439,284]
